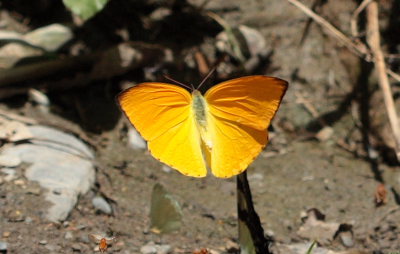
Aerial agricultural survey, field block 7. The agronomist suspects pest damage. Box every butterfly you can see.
[89,234,116,253]
[118,75,288,178]
[193,248,210,254]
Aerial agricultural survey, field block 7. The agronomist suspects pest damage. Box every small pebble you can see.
[0,241,7,252]
[25,217,33,223]
[316,126,334,141]
[13,179,25,186]
[25,185,41,195]
[0,154,21,167]
[92,196,112,214]
[140,244,157,254]
[157,244,171,254]
[248,173,264,181]
[7,210,25,222]
[162,165,171,173]
[45,244,61,251]
[64,231,73,240]
[39,240,47,245]
[128,128,147,150]
[71,243,82,251]
[339,231,354,247]
[2,232,10,238]
[1,168,16,182]
[140,242,170,254]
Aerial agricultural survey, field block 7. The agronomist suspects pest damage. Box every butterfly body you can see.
[89,234,116,253]
[118,76,287,178]
[192,90,213,149]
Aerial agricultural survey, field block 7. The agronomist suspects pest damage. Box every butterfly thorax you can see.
[192,90,212,149]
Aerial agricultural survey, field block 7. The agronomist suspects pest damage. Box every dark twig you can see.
[237,171,271,254]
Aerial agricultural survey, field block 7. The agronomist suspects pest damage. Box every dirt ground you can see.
[1,0,400,253]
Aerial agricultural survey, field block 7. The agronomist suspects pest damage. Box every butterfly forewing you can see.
[118,83,207,177]
[205,76,288,130]
[205,76,288,178]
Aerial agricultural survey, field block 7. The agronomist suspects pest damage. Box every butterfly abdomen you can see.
[192,90,213,150]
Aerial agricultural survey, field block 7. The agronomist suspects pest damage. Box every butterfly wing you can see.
[118,83,207,177]
[205,76,288,178]
[89,234,102,244]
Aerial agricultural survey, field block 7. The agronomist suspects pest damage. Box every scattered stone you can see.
[274,242,367,254]
[25,217,33,223]
[1,125,95,222]
[39,240,47,245]
[71,243,82,251]
[64,231,74,240]
[248,173,264,182]
[140,242,171,254]
[0,242,7,252]
[13,179,25,186]
[1,168,16,182]
[2,232,10,238]
[7,210,25,222]
[140,244,157,254]
[45,244,61,252]
[28,89,50,113]
[339,230,354,247]
[274,242,328,254]
[161,165,171,173]
[0,118,33,142]
[297,209,339,245]
[127,128,147,150]
[336,224,354,247]
[92,196,112,215]
[316,126,334,141]
[28,89,50,106]
[0,154,21,167]
[25,184,41,195]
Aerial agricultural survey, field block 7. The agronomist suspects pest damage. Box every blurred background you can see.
[0,0,400,253]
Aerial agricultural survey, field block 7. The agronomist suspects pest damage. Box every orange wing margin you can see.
[118,83,207,177]
[205,76,288,177]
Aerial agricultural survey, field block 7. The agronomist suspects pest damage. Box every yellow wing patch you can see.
[205,76,288,130]
[118,83,207,177]
[205,76,288,178]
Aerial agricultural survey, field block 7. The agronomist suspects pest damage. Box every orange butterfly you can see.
[118,75,287,178]
[89,234,116,252]
[193,248,210,254]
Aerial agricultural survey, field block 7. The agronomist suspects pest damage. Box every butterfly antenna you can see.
[163,75,193,91]
[197,66,216,90]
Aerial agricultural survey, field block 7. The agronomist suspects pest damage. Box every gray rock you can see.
[1,125,95,222]
[0,241,7,251]
[128,128,146,150]
[339,231,354,247]
[140,244,157,254]
[156,245,171,254]
[92,196,112,214]
[64,231,73,240]
[161,165,171,173]
[140,242,171,254]
[0,154,21,167]
[1,168,16,182]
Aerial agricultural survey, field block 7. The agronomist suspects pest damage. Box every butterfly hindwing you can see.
[118,83,207,177]
[205,76,288,178]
